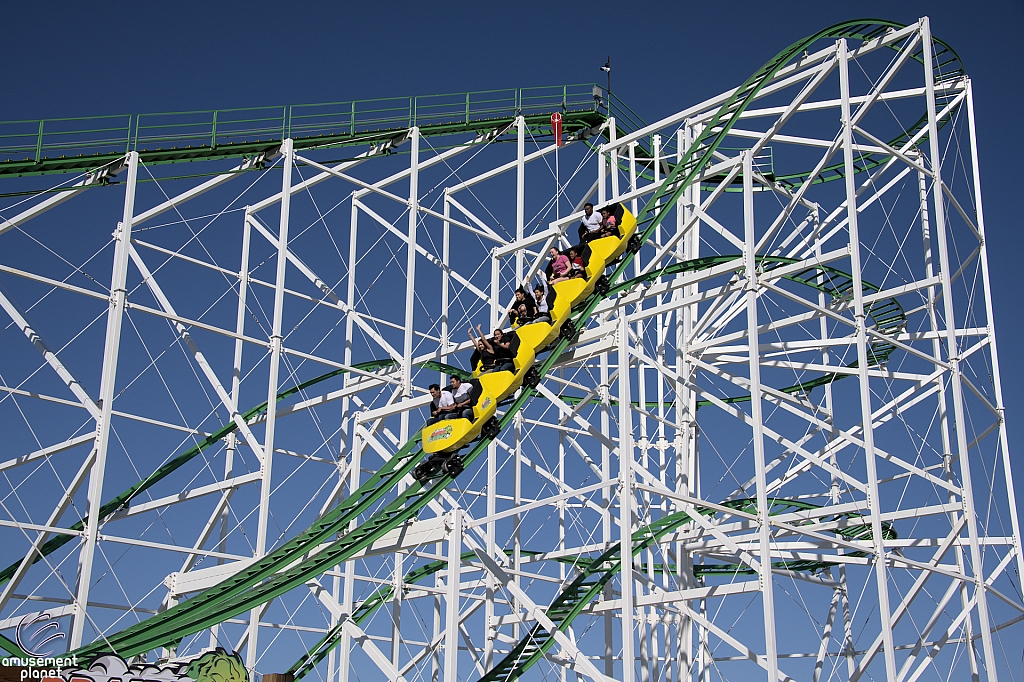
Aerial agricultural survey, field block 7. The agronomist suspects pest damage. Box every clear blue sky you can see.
[2,1,1022,668]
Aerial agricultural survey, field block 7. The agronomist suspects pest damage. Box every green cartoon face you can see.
[183,649,247,682]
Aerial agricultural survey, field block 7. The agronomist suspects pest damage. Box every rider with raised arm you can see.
[487,327,515,373]
[468,325,496,372]
[533,282,550,322]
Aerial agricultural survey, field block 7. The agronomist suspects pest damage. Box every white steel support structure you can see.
[838,40,898,679]
[246,138,295,670]
[742,150,780,681]
[70,150,138,648]
[0,20,1019,682]
[920,18,999,678]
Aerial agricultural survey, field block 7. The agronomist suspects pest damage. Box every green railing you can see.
[0,84,604,167]
[0,114,134,163]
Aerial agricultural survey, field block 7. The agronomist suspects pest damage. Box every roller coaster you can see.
[0,16,1020,682]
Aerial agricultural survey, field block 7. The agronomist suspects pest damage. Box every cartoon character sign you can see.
[0,648,248,682]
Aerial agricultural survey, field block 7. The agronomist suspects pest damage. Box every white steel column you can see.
[247,138,294,669]
[742,150,779,681]
[676,123,698,682]
[598,145,607,206]
[403,127,420,398]
[210,209,252,649]
[609,120,619,200]
[70,149,138,648]
[389,127,422,667]
[917,158,980,678]
[965,78,1024,585]
[601,351,614,677]
[516,116,525,282]
[484,434,497,668]
[335,195,360,679]
[444,508,463,682]
[838,39,897,680]
[442,193,452,364]
[628,142,638,217]
[618,311,635,682]
[338,194,360,682]
[920,18,998,677]
[338,422,362,682]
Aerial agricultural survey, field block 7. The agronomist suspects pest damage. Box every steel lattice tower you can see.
[0,17,1020,682]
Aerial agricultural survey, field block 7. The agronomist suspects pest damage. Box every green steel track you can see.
[0,250,905,659]
[290,497,894,682]
[480,499,896,682]
[0,359,468,587]
[0,86,611,179]
[623,25,961,192]
[0,17,953,678]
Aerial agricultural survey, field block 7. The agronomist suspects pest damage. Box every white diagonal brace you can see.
[246,214,403,364]
[127,245,266,458]
[131,155,272,228]
[469,543,617,682]
[307,579,408,682]
[0,433,95,473]
[0,448,96,616]
[0,290,101,420]
[0,170,113,239]
[115,472,262,518]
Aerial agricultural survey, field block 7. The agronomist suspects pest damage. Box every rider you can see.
[425,383,455,425]
[488,328,515,373]
[548,247,572,284]
[508,287,537,326]
[449,375,474,419]
[577,202,602,243]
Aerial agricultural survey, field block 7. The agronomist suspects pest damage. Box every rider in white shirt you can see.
[425,384,455,424]
[577,202,602,243]
[449,376,474,419]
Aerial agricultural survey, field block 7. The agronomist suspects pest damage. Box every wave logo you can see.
[16,612,64,656]
[427,424,453,443]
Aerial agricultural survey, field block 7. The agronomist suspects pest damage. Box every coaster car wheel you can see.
[482,417,501,440]
[443,455,464,478]
[412,454,442,483]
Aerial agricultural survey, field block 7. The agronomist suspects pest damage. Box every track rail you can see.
[289,495,891,681]
[0,359,466,587]
[0,86,609,178]
[480,499,895,682]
